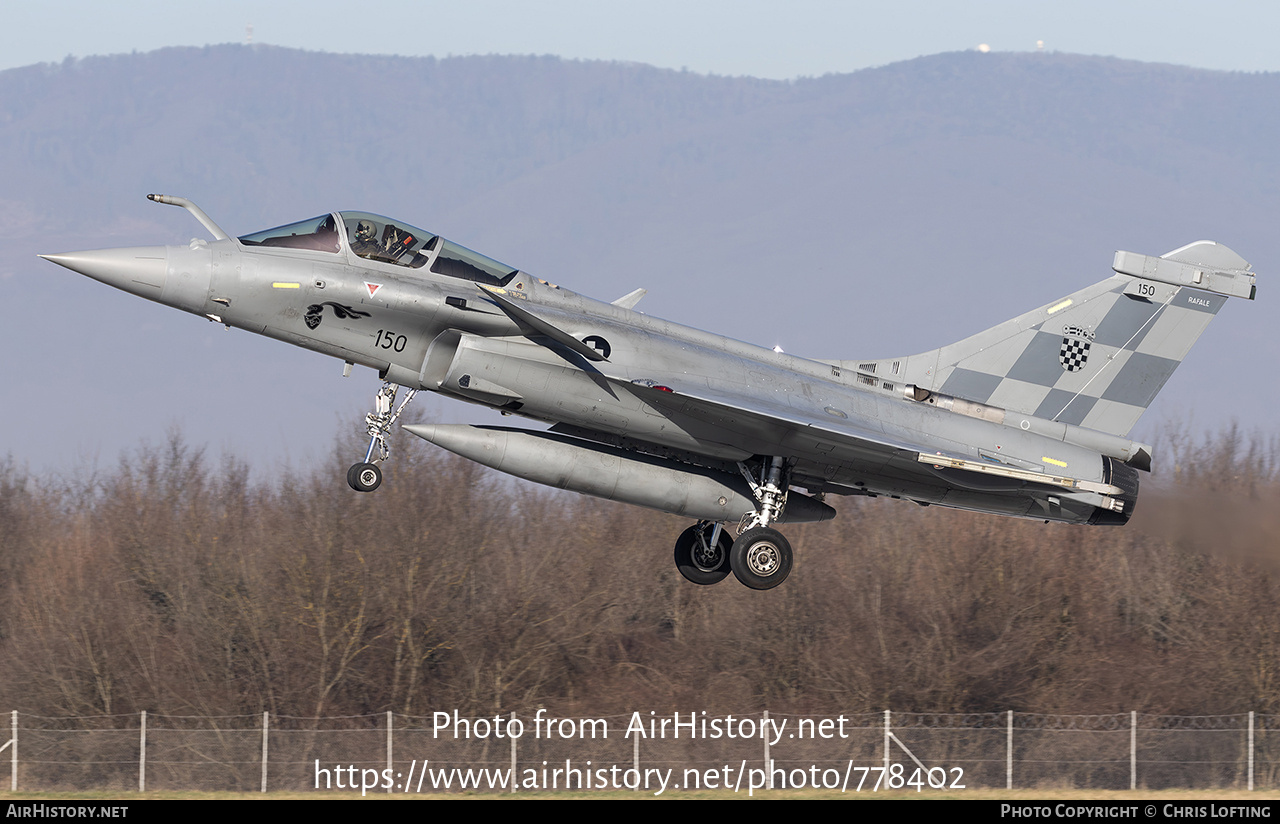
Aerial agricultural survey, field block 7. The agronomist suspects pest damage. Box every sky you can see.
[6,0,1277,475]
[5,0,1280,78]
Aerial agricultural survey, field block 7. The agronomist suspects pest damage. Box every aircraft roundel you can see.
[582,335,611,359]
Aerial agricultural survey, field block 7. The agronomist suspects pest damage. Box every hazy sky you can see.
[6,0,1280,77]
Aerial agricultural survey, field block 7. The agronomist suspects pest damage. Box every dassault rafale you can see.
[42,195,1258,589]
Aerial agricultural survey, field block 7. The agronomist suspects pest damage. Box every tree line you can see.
[1,422,1276,719]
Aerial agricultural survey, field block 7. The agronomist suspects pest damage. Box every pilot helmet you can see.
[355,220,377,242]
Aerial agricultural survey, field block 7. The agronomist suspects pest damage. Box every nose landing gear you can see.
[347,380,417,492]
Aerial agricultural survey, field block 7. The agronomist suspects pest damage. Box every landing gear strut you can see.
[730,455,794,590]
[671,456,797,590]
[347,381,417,492]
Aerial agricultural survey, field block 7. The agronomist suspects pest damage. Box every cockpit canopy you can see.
[238,214,341,253]
[238,212,519,287]
[342,211,434,268]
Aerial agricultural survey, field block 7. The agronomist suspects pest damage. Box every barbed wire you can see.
[9,710,1277,730]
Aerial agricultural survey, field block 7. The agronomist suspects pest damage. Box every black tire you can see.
[348,462,382,492]
[730,527,793,590]
[674,524,733,585]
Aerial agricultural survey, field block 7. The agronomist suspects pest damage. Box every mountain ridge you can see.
[2,46,1274,472]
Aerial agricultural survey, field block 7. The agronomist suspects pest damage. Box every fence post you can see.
[511,711,518,794]
[386,711,393,794]
[763,710,770,790]
[1249,711,1255,791]
[261,711,269,793]
[884,710,890,773]
[1130,711,1137,790]
[1007,710,1013,789]
[139,710,146,792]
[10,710,15,792]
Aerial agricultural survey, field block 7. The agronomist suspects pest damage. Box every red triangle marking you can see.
[365,282,382,297]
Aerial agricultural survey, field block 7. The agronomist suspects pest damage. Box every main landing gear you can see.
[674,522,733,585]
[728,527,793,590]
[673,456,796,590]
[347,381,417,492]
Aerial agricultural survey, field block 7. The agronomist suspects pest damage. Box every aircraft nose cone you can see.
[40,246,168,295]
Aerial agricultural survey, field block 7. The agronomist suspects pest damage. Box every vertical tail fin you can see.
[847,242,1255,438]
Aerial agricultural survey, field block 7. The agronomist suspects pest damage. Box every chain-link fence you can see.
[4,710,1276,793]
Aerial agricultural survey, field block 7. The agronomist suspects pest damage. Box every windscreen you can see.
[239,214,340,253]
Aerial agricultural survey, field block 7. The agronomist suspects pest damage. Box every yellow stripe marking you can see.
[1047,298,1073,314]
[272,282,301,289]
[1042,456,1068,468]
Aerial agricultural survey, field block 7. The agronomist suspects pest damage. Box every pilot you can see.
[351,219,382,259]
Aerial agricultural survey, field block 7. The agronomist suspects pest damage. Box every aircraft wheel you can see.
[347,462,382,492]
[730,527,793,590]
[674,524,732,585]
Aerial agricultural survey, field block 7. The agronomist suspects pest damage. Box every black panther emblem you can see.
[304,302,371,330]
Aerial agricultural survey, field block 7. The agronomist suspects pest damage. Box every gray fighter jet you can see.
[42,195,1258,590]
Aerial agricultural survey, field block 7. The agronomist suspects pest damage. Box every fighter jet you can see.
[42,195,1258,590]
